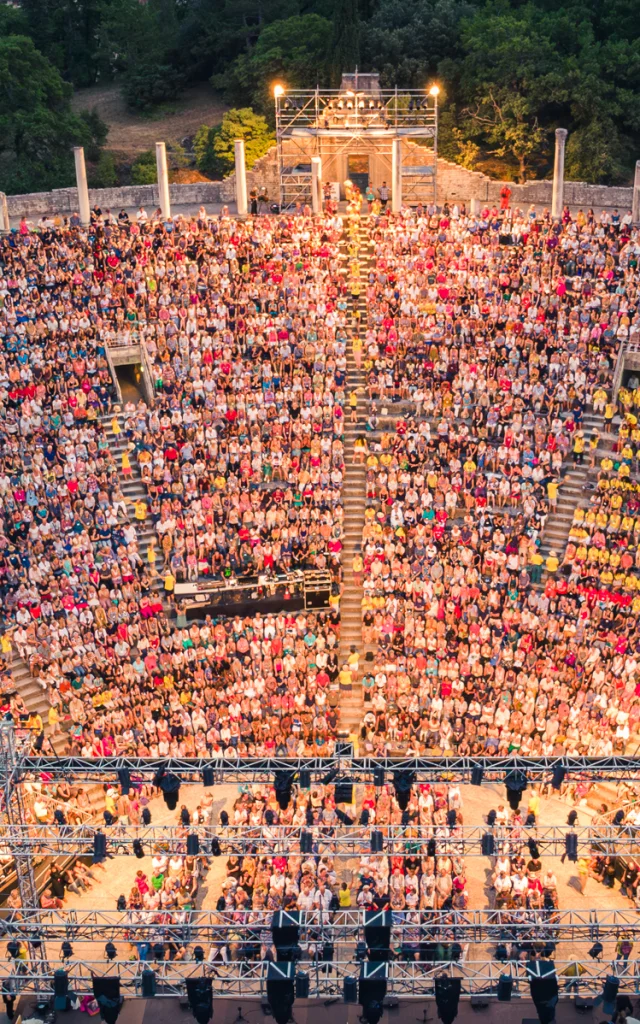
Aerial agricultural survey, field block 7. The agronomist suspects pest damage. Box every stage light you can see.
[187,833,200,856]
[588,941,603,960]
[211,836,221,856]
[185,977,213,1024]
[93,977,123,1024]
[497,974,512,1001]
[105,942,117,961]
[471,765,484,786]
[295,972,309,998]
[602,975,620,1016]
[60,941,73,961]
[300,830,313,853]
[429,85,440,97]
[504,769,527,810]
[202,767,214,787]
[274,769,295,810]
[133,838,144,859]
[193,946,205,963]
[392,769,416,811]
[371,830,384,853]
[273,84,285,98]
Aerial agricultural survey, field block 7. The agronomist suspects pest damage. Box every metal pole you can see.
[155,142,171,220]
[73,147,90,227]
[551,128,568,220]
[433,92,439,208]
[234,139,248,217]
[0,724,50,985]
[633,160,640,224]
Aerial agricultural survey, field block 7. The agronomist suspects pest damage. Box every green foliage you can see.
[79,108,109,161]
[169,143,190,171]
[327,0,359,87]
[131,150,158,185]
[18,0,105,87]
[88,151,118,188]
[0,35,98,194]
[224,14,331,115]
[122,63,185,111]
[195,108,274,178]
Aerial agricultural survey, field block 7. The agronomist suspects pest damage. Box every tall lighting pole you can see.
[429,85,440,208]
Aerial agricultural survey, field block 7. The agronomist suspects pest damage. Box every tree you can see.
[194,108,274,178]
[224,14,332,115]
[97,0,185,108]
[18,0,105,87]
[327,0,359,87]
[131,151,157,185]
[0,35,103,194]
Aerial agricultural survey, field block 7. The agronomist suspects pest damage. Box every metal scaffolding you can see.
[274,84,438,210]
[10,752,640,784]
[3,956,639,999]
[5,822,640,857]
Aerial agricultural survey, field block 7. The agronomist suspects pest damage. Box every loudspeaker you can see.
[295,972,309,999]
[267,962,296,1024]
[141,970,156,998]
[92,977,123,1024]
[344,976,358,1002]
[497,974,513,1001]
[272,911,300,958]
[364,909,392,953]
[335,781,354,804]
[481,832,495,856]
[53,969,69,1011]
[371,830,384,853]
[574,995,595,1013]
[470,995,489,1009]
[187,833,199,856]
[185,977,213,1024]
[93,831,107,863]
[359,962,388,1024]
[435,976,462,1024]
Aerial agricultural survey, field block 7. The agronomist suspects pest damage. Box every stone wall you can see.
[3,144,635,219]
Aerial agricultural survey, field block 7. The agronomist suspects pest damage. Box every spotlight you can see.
[299,769,311,789]
[471,765,484,786]
[105,942,117,961]
[588,941,603,960]
[528,838,540,860]
[373,767,385,787]
[335,808,353,826]
[60,941,73,961]
[274,770,295,810]
[504,769,527,810]
[187,833,200,856]
[370,830,384,853]
[202,767,214,787]
[6,941,20,959]
[497,975,512,1001]
[321,765,340,786]
[185,977,213,1024]
[344,976,358,1002]
[392,770,416,811]
[295,971,309,998]
[93,977,123,1024]
[133,839,144,859]
[211,836,221,857]
[300,830,313,854]
[193,946,205,963]
[160,772,180,811]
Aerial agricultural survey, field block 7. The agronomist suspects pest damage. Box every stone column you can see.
[0,192,9,233]
[551,128,568,219]
[73,147,91,227]
[470,197,481,216]
[311,156,322,215]
[155,142,171,219]
[234,139,248,217]
[633,160,640,224]
[392,138,402,214]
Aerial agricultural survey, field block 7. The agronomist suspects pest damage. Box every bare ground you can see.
[71,81,228,156]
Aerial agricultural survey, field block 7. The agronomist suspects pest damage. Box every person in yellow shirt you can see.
[48,705,60,736]
[604,402,615,432]
[547,479,560,511]
[1,632,12,665]
[545,551,559,574]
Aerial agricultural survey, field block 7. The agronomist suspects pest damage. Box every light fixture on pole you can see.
[429,85,440,205]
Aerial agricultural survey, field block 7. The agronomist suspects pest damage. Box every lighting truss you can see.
[4,822,639,857]
[2,956,639,999]
[10,753,640,785]
[3,907,640,945]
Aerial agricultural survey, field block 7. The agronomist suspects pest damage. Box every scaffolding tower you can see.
[274,74,438,210]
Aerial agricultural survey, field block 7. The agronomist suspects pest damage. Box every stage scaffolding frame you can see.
[274,86,438,210]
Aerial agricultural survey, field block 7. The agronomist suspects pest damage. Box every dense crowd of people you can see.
[354,199,640,758]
